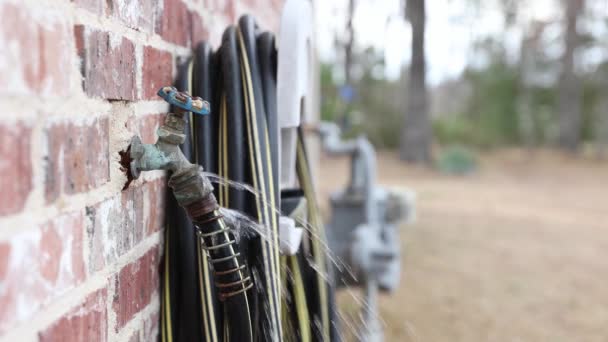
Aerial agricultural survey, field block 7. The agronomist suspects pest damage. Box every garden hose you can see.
[160,59,206,342]
[296,128,336,342]
[216,26,256,342]
[237,15,282,341]
[156,13,336,342]
[280,191,313,342]
[193,42,222,342]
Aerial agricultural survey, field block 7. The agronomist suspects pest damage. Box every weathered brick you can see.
[155,0,191,47]
[0,244,9,282]
[142,47,173,99]
[45,117,110,203]
[0,211,86,333]
[124,309,160,342]
[87,181,162,273]
[129,113,165,144]
[120,305,160,342]
[72,0,106,15]
[204,0,232,13]
[109,0,155,33]
[142,310,160,341]
[0,123,32,216]
[190,10,209,47]
[0,4,71,96]
[87,190,139,273]
[74,26,137,100]
[112,247,160,329]
[39,287,108,342]
[143,179,166,235]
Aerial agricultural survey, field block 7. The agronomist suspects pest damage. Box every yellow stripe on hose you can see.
[218,97,225,205]
[289,255,312,342]
[263,130,281,298]
[222,96,229,204]
[189,60,221,342]
[219,90,254,342]
[164,229,173,342]
[197,242,212,342]
[237,28,282,340]
[297,139,330,341]
[203,249,219,342]
[280,256,294,341]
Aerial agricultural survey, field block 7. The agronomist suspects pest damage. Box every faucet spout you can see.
[128,87,214,206]
[129,112,191,176]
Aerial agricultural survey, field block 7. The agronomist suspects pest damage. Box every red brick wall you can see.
[0,0,283,340]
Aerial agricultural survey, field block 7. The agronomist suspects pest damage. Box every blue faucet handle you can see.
[157,86,210,115]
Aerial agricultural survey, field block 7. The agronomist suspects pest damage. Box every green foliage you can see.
[434,60,601,148]
[433,61,522,148]
[462,62,520,146]
[581,79,601,141]
[320,63,340,122]
[320,50,405,149]
[436,145,478,175]
[321,45,606,151]
[433,115,490,147]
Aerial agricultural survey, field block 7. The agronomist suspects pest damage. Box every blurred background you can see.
[312,0,608,340]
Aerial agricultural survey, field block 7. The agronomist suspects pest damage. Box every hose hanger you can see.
[276,0,334,339]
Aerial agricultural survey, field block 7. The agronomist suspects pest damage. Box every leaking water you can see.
[201,170,383,341]
[204,171,357,281]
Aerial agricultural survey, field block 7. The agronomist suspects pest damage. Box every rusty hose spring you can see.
[187,197,254,300]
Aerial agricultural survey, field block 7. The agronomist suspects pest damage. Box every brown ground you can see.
[317,149,608,342]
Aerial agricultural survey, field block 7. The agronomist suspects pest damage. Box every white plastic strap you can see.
[279,216,304,255]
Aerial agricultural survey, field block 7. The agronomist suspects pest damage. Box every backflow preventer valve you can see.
[319,122,416,342]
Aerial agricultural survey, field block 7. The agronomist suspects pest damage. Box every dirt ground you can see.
[317,149,608,342]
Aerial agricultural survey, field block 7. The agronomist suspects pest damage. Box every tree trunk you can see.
[595,85,608,159]
[557,0,584,152]
[339,0,356,130]
[518,23,547,151]
[400,0,431,163]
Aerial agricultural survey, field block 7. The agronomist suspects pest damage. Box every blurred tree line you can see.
[321,0,608,160]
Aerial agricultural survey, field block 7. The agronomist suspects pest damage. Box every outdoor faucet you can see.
[129,86,213,206]
[128,86,253,303]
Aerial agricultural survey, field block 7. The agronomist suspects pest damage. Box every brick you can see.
[86,181,162,273]
[124,309,159,342]
[74,26,137,100]
[86,190,140,273]
[0,211,86,333]
[0,123,32,216]
[155,0,191,47]
[0,4,71,96]
[109,0,155,33]
[112,247,160,329]
[142,179,166,235]
[45,117,110,203]
[204,0,232,13]
[190,10,209,47]
[142,310,160,341]
[142,47,173,99]
[129,113,164,144]
[39,287,108,342]
[72,0,106,15]
[0,244,9,281]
